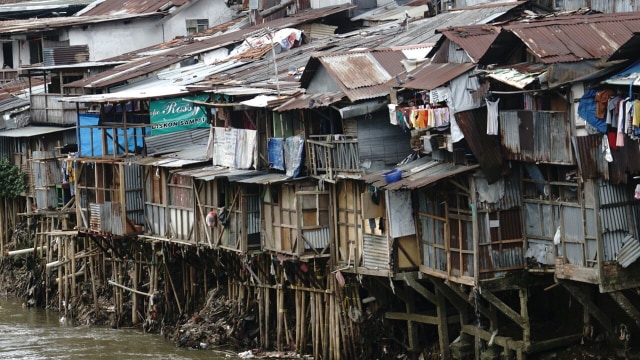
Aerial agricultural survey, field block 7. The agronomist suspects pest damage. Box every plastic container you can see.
[384,168,402,183]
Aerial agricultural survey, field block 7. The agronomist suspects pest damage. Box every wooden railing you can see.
[307,135,360,180]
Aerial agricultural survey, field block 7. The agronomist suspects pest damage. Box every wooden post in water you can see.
[70,237,76,298]
[132,251,139,325]
[89,240,99,314]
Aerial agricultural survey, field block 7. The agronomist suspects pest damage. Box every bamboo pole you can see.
[71,237,76,298]
[6,246,48,256]
[265,278,271,349]
[311,291,317,359]
[277,270,284,351]
[132,251,139,325]
[89,241,100,314]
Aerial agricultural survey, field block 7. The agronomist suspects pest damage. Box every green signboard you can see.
[150,94,209,135]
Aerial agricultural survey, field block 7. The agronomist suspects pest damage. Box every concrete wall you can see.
[160,0,235,41]
[69,1,234,61]
[69,19,165,61]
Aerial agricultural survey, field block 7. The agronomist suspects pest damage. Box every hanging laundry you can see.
[594,89,615,119]
[486,98,500,135]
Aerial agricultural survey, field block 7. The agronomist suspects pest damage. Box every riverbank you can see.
[0,222,635,360]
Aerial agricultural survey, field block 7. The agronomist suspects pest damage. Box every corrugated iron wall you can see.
[598,180,640,262]
[32,150,60,210]
[43,46,89,66]
[124,159,145,227]
[362,234,390,270]
[500,110,572,164]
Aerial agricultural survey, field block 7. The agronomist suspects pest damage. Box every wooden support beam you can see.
[385,311,460,325]
[435,288,451,358]
[403,273,437,304]
[560,281,614,334]
[461,324,525,352]
[480,289,526,328]
[609,291,640,329]
[430,278,469,323]
[445,281,493,318]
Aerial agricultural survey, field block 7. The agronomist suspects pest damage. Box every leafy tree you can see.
[0,158,28,198]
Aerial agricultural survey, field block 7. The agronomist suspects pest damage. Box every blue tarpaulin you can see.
[578,88,607,134]
[268,138,284,171]
[78,113,149,156]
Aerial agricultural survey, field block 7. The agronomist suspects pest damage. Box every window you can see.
[186,19,209,35]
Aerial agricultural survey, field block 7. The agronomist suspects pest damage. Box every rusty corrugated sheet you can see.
[610,140,640,184]
[437,25,501,63]
[306,49,407,102]
[499,110,572,164]
[455,107,505,184]
[79,0,190,16]
[402,63,476,91]
[573,135,609,181]
[321,53,391,89]
[66,4,355,90]
[504,12,640,63]
[43,46,89,66]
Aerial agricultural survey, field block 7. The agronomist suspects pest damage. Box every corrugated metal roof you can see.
[436,25,501,63]
[364,157,479,190]
[303,48,407,102]
[321,53,392,89]
[66,4,355,90]
[485,63,547,89]
[145,128,209,156]
[236,173,294,184]
[77,0,190,16]
[380,2,529,47]
[274,91,344,112]
[58,85,190,103]
[134,157,203,168]
[352,2,430,22]
[175,166,263,181]
[0,126,74,137]
[0,13,162,35]
[504,12,640,63]
[401,62,476,90]
[0,96,29,113]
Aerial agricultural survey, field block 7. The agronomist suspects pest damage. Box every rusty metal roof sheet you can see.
[175,166,262,182]
[78,0,190,16]
[65,4,354,90]
[322,52,392,89]
[364,157,479,190]
[504,12,640,63]
[436,25,501,63]
[302,48,407,102]
[401,62,476,90]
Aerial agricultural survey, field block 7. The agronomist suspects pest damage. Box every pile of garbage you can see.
[170,288,259,351]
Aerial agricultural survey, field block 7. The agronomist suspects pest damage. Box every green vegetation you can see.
[0,158,28,198]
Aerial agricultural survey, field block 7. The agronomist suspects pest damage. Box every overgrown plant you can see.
[0,158,28,198]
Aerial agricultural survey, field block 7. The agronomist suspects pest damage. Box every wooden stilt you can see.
[132,251,139,325]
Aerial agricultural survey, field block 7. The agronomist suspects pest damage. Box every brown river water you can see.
[0,297,235,360]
